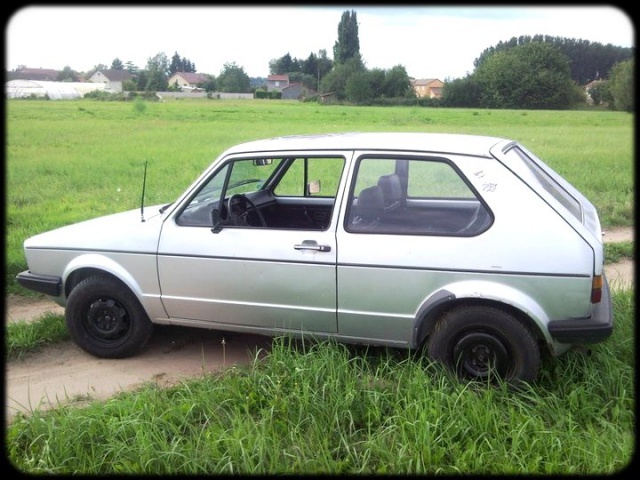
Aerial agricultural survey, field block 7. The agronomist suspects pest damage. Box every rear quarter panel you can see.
[335,154,594,347]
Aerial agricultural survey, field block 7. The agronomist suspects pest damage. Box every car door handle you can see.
[294,240,331,252]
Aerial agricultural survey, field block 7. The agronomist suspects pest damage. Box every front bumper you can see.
[16,271,62,297]
[548,276,614,344]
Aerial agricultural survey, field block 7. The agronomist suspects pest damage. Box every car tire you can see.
[65,275,154,359]
[427,305,540,385]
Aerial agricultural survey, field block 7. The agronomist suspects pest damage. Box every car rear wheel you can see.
[66,275,154,358]
[427,305,540,385]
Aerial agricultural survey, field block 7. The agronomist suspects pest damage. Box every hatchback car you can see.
[17,132,613,384]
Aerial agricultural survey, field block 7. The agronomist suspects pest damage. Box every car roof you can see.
[222,132,511,158]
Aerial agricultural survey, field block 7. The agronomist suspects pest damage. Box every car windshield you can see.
[224,159,282,197]
[188,159,281,206]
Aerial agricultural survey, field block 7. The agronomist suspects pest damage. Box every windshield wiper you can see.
[159,203,173,213]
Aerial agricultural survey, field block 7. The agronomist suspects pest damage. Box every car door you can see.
[335,152,494,345]
[157,152,350,334]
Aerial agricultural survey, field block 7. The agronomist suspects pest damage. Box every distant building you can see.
[8,66,59,82]
[167,72,210,90]
[266,74,290,92]
[88,69,135,92]
[411,78,444,99]
[282,82,316,100]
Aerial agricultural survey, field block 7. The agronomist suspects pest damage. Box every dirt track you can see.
[5,227,634,422]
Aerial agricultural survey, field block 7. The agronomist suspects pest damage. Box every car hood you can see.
[24,204,167,253]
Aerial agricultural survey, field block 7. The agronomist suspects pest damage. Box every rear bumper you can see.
[16,271,62,297]
[548,277,614,344]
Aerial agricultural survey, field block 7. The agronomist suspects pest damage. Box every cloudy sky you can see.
[5,5,634,81]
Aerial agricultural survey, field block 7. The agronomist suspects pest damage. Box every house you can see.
[88,69,134,92]
[281,82,308,100]
[584,79,606,105]
[167,72,210,90]
[266,74,289,92]
[8,66,59,82]
[411,78,444,99]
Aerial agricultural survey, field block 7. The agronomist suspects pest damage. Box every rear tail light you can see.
[591,274,603,303]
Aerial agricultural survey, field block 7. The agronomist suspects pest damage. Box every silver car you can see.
[17,132,613,384]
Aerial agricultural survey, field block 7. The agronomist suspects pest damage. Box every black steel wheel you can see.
[427,305,540,385]
[65,275,154,358]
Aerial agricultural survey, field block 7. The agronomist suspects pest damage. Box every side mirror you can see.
[253,159,273,166]
[210,208,223,233]
[307,180,321,195]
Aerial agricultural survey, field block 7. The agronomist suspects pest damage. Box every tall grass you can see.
[7,287,634,474]
[6,99,633,293]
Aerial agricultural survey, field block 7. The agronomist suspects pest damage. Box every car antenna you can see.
[140,161,148,222]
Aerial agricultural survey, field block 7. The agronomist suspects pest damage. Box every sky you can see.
[5,5,635,81]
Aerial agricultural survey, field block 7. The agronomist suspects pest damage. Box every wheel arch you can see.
[63,254,144,302]
[412,282,553,353]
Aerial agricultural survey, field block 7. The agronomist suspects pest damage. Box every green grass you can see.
[7,287,634,474]
[604,241,634,264]
[5,99,635,474]
[5,312,71,361]
[5,99,634,293]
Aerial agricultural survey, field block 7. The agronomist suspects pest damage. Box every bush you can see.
[254,90,282,99]
[132,97,147,113]
[83,90,126,101]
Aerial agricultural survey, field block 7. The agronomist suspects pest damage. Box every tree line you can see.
[10,9,634,111]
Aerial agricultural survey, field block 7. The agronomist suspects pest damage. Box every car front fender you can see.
[62,253,166,320]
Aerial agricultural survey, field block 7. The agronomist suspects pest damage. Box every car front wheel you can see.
[427,305,540,385]
[65,275,154,358]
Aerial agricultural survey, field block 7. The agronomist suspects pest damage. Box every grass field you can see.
[5,99,635,474]
[6,99,634,293]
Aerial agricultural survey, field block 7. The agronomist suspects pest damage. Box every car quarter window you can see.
[346,156,492,236]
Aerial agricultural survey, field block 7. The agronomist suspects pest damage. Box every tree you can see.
[144,52,170,91]
[345,71,371,103]
[111,58,124,70]
[169,52,196,74]
[474,35,633,85]
[217,62,250,93]
[320,57,364,100]
[474,42,575,109]
[333,10,362,66]
[441,75,482,108]
[383,65,414,98]
[124,61,138,74]
[316,49,333,91]
[200,75,217,92]
[366,68,387,98]
[608,58,634,112]
[586,81,610,106]
[136,70,148,91]
[269,52,296,75]
[57,66,77,82]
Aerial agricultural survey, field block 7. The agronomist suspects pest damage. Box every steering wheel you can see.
[227,194,266,227]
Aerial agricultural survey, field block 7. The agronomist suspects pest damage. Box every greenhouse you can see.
[5,80,110,100]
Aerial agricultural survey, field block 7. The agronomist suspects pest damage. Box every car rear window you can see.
[505,147,582,221]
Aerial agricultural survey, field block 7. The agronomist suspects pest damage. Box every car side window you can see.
[269,157,346,230]
[274,157,344,197]
[346,156,492,236]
